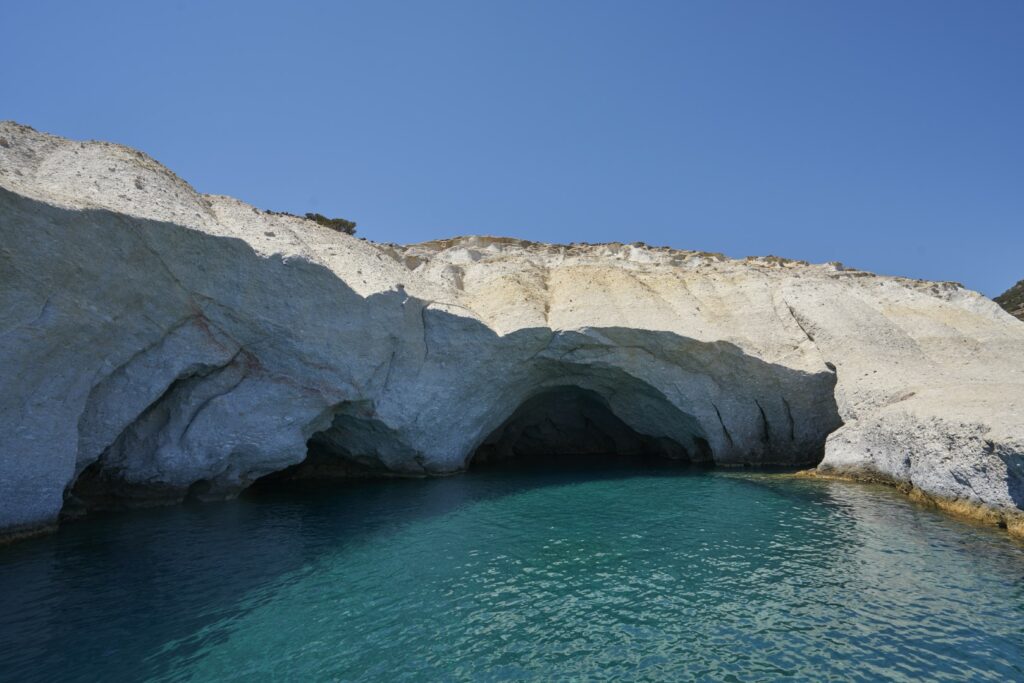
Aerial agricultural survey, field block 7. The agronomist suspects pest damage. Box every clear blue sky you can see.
[3,1,1022,295]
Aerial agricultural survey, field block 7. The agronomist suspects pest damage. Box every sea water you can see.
[1,466,1022,681]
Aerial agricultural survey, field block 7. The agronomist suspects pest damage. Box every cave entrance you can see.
[471,386,710,469]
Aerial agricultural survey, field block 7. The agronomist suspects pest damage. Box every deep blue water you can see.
[2,466,1023,681]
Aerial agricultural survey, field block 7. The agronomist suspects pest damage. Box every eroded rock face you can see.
[1,121,1023,539]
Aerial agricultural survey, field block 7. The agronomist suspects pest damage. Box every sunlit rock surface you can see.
[1,121,1023,538]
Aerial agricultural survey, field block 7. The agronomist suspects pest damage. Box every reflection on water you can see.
[1,466,1023,681]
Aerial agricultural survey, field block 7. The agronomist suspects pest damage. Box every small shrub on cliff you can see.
[995,279,1024,321]
[304,213,357,235]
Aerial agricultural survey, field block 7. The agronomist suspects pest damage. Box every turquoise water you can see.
[2,466,1024,681]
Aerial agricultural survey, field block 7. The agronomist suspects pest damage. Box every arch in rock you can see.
[255,401,428,485]
[471,384,711,466]
[462,351,718,469]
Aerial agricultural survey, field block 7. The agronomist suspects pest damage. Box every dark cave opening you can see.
[251,385,713,494]
[248,403,422,492]
[470,386,711,469]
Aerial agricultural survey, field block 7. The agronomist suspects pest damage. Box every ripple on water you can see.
[1,468,1023,682]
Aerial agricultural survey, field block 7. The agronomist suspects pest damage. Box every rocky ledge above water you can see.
[1,120,1023,541]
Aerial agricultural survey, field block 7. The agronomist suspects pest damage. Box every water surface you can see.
[2,465,1023,681]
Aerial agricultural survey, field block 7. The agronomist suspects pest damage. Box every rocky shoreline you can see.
[797,469,1024,539]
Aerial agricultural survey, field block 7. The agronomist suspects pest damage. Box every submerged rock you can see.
[1,121,1022,539]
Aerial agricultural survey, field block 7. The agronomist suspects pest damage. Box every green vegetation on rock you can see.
[995,280,1024,321]
[304,213,356,235]
[262,209,358,235]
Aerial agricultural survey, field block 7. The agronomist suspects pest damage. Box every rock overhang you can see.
[1,120,1023,540]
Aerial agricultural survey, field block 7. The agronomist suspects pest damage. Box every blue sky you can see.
[3,1,1022,295]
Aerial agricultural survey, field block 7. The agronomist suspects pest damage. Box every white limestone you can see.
[2,121,1023,538]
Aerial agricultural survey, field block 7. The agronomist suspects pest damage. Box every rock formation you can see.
[2,121,1023,540]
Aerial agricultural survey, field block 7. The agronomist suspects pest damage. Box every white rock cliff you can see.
[2,121,1023,539]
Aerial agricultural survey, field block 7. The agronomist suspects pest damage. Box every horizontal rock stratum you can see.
[2,121,1023,540]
